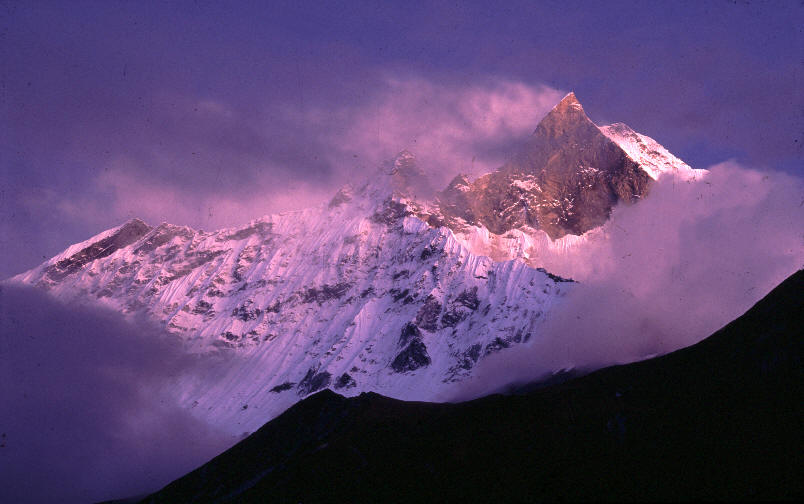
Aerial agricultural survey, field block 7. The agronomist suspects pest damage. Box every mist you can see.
[457,161,803,399]
[306,76,564,188]
[0,284,236,503]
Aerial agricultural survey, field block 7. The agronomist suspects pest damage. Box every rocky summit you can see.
[435,92,653,239]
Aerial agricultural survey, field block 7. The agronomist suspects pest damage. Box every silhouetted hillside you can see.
[143,269,804,502]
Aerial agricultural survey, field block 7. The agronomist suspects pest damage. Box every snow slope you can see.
[12,171,573,434]
[600,123,706,181]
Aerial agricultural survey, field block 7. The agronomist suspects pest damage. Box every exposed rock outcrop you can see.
[436,92,652,239]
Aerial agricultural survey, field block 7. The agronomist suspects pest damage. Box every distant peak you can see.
[532,91,594,138]
[552,91,584,114]
[561,91,579,103]
[390,149,422,178]
[392,150,417,173]
[118,218,152,237]
[388,149,435,198]
[124,217,150,228]
[448,173,471,187]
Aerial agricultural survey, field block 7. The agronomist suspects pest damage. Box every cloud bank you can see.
[458,162,804,399]
[81,77,562,230]
[305,76,564,187]
[0,284,236,503]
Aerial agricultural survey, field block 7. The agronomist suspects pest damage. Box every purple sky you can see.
[2,0,802,278]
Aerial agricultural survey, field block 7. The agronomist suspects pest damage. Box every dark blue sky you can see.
[2,0,802,278]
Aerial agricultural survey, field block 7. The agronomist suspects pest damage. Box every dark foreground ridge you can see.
[141,270,803,503]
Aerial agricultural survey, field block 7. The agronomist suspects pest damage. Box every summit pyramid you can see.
[435,92,653,239]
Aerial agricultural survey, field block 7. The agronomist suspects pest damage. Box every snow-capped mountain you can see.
[13,176,573,433]
[10,92,702,434]
[422,92,705,266]
[435,93,648,239]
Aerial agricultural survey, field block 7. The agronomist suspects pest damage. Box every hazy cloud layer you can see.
[0,284,236,503]
[304,76,564,188]
[457,162,804,399]
[66,77,563,231]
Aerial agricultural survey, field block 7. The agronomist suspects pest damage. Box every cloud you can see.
[305,76,565,187]
[92,159,334,230]
[91,77,564,227]
[15,76,562,236]
[0,284,236,503]
[457,162,804,399]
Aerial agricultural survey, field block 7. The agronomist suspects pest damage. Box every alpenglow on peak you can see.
[12,89,704,436]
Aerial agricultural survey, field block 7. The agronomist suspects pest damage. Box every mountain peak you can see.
[35,217,152,283]
[123,217,150,229]
[434,90,652,239]
[389,149,434,197]
[389,150,419,177]
[393,149,416,166]
[535,91,590,133]
[557,91,582,110]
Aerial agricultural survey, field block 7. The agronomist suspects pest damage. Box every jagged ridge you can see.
[434,92,652,239]
[10,92,702,434]
[12,174,572,434]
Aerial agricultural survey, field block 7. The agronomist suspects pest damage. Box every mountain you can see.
[431,92,701,239]
[10,93,700,434]
[11,175,574,434]
[141,268,804,503]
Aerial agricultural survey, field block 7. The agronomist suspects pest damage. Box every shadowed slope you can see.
[142,269,803,502]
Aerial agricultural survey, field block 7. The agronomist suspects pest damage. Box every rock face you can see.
[436,93,652,239]
[42,219,152,282]
[391,323,431,372]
